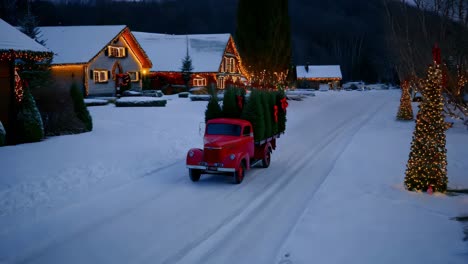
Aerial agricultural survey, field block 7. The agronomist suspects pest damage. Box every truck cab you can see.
[187,118,273,184]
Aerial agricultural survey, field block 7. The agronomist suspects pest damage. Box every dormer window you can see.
[107,46,126,58]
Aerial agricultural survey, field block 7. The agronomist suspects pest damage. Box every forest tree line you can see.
[1,0,467,84]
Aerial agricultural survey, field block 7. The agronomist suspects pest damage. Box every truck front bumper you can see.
[187,165,235,173]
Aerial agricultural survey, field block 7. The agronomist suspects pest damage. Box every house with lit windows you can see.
[39,25,152,96]
[133,32,249,91]
[0,18,52,144]
[296,65,342,90]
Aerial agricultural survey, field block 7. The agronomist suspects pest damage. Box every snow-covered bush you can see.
[16,88,44,143]
[0,121,5,146]
[84,99,109,106]
[115,97,167,107]
[178,92,189,98]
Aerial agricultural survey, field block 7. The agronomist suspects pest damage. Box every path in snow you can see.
[0,91,393,264]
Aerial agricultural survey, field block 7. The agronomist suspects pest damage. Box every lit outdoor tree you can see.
[396,80,414,120]
[404,63,448,192]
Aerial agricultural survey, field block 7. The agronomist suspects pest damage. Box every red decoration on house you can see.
[236,95,244,110]
[432,43,441,64]
[116,73,130,87]
[273,105,278,123]
[427,185,433,195]
[280,97,288,111]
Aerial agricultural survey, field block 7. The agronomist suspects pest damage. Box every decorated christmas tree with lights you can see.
[396,80,414,120]
[404,60,448,192]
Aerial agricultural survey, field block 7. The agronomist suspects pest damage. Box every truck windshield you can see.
[206,123,241,136]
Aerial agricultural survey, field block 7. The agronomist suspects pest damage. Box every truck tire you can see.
[234,162,245,184]
[262,149,271,168]
[189,169,201,182]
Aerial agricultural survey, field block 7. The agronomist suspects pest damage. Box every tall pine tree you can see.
[236,0,292,88]
[404,64,448,192]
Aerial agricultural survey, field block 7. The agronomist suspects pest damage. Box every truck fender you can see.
[235,153,250,170]
[186,148,203,165]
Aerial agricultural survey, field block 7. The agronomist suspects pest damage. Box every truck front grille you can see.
[204,147,222,163]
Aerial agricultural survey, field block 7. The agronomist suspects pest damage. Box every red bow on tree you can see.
[280,97,288,111]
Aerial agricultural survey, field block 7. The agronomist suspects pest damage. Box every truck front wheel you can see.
[234,162,245,184]
[189,169,201,182]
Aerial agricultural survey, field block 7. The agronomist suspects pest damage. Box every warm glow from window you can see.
[217,76,225,89]
[128,71,140,82]
[193,77,206,87]
[107,46,126,58]
[224,57,236,73]
[94,70,108,83]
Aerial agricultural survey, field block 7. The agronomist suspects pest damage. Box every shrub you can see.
[115,97,167,107]
[0,121,5,146]
[178,92,189,98]
[16,88,44,143]
[70,82,93,132]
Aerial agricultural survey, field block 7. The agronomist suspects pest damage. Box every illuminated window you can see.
[93,70,108,83]
[217,76,225,89]
[224,57,236,73]
[107,46,126,58]
[193,77,206,87]
[128,71,140,82]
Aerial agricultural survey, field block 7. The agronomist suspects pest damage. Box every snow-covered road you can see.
[1,90,466,264]
[0,92,390,264]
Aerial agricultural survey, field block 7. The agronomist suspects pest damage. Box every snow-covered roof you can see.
[0,18,49,53]
[296,65,342,79]
[133,32,230,72]
[39,25,126,64]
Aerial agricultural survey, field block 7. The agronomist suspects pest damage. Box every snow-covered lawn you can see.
[0,90,466,263]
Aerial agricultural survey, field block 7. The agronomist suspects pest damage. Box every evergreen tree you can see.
[241,89,265,141]
[277,89,287,134]
[70,82,93,132]
[397,80,414,120]
[181,37,193,91]
[222,86,242,118]
[269,92,279,135]
[236,0,292,87]
[18,8,45,45]
[262,91,273,138]
[205,90,223,122]
[16,88,44,143]
[405,64,448,192]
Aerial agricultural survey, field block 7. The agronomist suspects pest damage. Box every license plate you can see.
[208,166,218,171]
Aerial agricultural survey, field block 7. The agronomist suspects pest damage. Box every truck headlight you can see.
[229,154,235,160]
[189,150,195,157]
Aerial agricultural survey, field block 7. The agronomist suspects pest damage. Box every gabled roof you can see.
[296,65,342,79]
[38,25,152,68]
[133,32,231,72]
[0,18,49,53]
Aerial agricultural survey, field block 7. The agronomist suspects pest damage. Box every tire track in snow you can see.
[142,98,385,264]
[162,97,387,264]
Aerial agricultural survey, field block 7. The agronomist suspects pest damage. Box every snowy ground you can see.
[0,90,467,264]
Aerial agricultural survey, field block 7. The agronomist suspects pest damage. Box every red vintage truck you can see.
[186,118,278,184]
